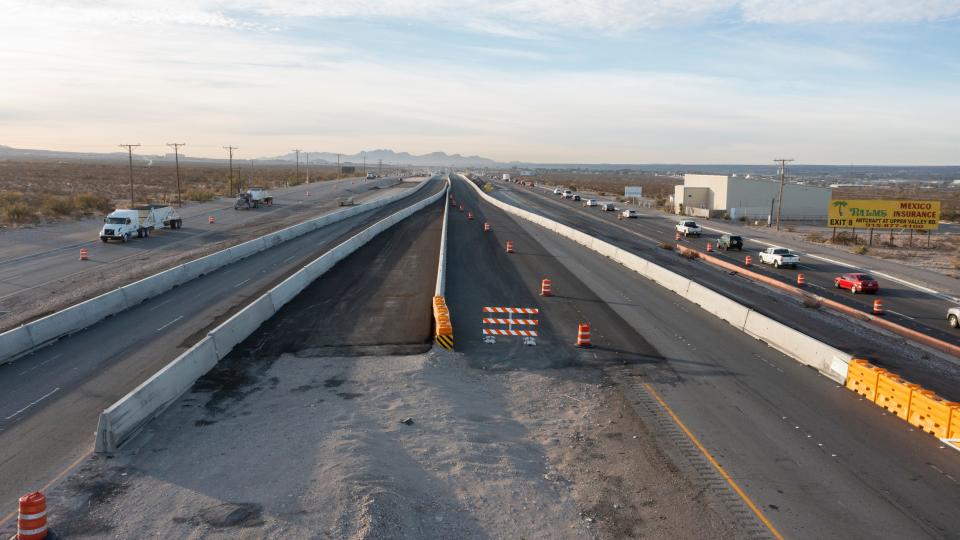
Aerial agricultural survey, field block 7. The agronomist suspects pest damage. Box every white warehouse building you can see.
[674,174,832,221]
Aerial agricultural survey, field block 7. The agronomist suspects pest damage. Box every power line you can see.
[223,146,238,194]
[773,158,794,231]
[118,143,141,206]
[167,143,185,207]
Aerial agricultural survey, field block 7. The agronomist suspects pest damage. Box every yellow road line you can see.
[0,446,93,527]
[642,382,786,540]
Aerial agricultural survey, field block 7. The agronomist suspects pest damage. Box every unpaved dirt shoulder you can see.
[36,351,735,539]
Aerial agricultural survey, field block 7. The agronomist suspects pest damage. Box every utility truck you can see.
[502,174,511,181]
[100,204,182,243]
[234,187,273,210]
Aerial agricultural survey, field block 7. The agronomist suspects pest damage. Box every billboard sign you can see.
[624,186,643,197]
[828,199,940,230]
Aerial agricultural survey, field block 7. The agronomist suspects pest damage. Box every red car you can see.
[834,273,879,294]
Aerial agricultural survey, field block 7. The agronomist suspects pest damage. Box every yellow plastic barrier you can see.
[875,372,919,420]
[844,359,885,402]
[432,296,454,350]
[907,390,959,438]
[951,407,960,439]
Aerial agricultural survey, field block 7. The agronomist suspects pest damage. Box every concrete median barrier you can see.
[96,337,219,452]
[0,179,434,366]
[435,181,451,297]
[742,311,851,383]
[685,282,751,330]
[95,182,444,452]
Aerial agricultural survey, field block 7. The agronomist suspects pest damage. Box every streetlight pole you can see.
[119,143,140,206]
[167,142,185,207]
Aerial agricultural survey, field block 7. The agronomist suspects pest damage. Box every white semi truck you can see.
[234,187,274,210]
[100,204,182,243]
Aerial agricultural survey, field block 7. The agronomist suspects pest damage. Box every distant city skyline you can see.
[1,1,958,165]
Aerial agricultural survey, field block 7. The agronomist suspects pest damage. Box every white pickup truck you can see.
[758,247,800,268]
[676,220,701,237]
[100,204,182,243]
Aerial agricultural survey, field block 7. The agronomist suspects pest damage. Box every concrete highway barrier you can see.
[461,175,852,384]
[435,180,451,297]
[433,179,453,350]
[95,183,446,453]
[0,179,433,367]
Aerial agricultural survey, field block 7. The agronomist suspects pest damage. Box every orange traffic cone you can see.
[706,242,713,252]
[797,273,806,287]
[506,240,514,253]
[483,222,491,232]
[873,299,884,315]
[744,255,752,267]
[467,212,474,220]
[540,278,552,296]
[575,323,592,347]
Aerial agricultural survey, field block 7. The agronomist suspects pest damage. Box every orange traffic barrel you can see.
[744,255,752,267]
[459,204,464,212]
[18,491,47,540]
[79,248,88,261]
[797,273,806,287]
[575,323,592,348]
[208,215,215,224]
[305,191,310,197]
[706,242,713,252]
[483,222,491,232]
[675,231,681,241]
[540,278,552,297]
[873,299,884,315]
[506,240,514,253]
[467,212,474,220]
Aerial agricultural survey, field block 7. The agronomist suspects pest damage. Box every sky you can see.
[0,1,958,165]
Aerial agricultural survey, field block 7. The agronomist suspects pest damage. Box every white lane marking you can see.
[18,354,62,376]
[4,387,60,420]
[282,255,296,263]
[148,297,176,311]
[156,315,184,331]
[234,278,251,288]
[886,310,917,321]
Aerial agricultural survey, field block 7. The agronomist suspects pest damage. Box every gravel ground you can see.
[38,350,736,539]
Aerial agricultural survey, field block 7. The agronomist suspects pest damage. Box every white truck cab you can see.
[100,205,182,243]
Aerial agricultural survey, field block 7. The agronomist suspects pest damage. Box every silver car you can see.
[949,307,960,328]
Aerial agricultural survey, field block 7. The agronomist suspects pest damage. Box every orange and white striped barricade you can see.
[575,323,592,347]
[482,306,539,346]
[483,222,491,232]
[79,248,88,261]
[18,491,48,540]
[505,240,514,253]
[540,278,552,296]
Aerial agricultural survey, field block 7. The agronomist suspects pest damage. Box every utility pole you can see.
[337,153,341,178]
[362,152,366,175]
[119,143,141,206]
[774,158,794,231]
[223,146,238,195]
[167,143,185,207]
[305,152,310,183]
[291,149,302,186]
[378,159,382,176]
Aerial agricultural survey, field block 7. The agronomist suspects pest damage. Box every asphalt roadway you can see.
[0,175,406,328]
[484,181,960,402]
[446,175,960,539]
[0,177,444,516]
[506,181,959,346]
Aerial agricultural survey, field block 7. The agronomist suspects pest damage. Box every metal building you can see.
[674,174,832,221]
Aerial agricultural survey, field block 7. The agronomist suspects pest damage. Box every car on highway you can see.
[717,234,743,251]
[573,194,581,201]
[834,273,880,294]
[553,187,563,195]
[676,220,701,237]
[366,172,376,179]
[601,202,616,211]
[583,199,598,207]
[562,190,574,199]
[949,307,960,328]
[758,247,799,269]
[620,209,637,218]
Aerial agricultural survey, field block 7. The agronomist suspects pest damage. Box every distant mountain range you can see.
[0,144,499,167]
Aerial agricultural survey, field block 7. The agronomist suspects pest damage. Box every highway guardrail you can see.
[95,183,446,453]
[0,179,433,367]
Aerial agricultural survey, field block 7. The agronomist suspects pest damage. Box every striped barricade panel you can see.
[482,318,539,325]
[483,307,540,314]
[482,329,539,337]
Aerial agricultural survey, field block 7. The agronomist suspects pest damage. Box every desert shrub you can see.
[5,202,37,224]
[658,241,674,250]
[785,225,796,232]
[41,196,76,216]
[74,193,113,214]
[802,296,821,309]
[185,189,217,202]
[681,249,698,259]
[738,215,746,222]
[832,231,861,245]
[805,232,825,243]
[952,256,960,270]
[853,245,869,255]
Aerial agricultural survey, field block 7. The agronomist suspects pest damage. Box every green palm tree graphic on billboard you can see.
[833,200,848,217]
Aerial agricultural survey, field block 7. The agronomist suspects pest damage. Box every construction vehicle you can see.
[100,204,182,243]
[234,187,273,210]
